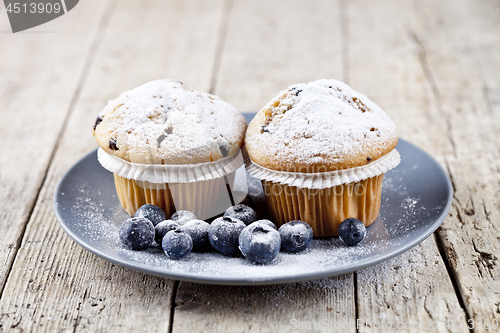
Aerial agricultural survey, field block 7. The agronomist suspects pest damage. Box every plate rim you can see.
[54,138,453,285]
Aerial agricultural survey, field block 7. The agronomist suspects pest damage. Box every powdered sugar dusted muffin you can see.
[94,80,247,219]
[245,79,400,237]
[94,80,245,165]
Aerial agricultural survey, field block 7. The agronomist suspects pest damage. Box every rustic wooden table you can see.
[1,0,499,332]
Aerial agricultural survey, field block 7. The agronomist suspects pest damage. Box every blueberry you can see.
[208,216,246,256]
[134,204,166,226]
[223,204,258,225]
[162,230,193,259]
[180,220,210,252]
[170,210,197,226]
[239,223,281,264]
[154,220,179,244]
[119,217,155,250]
[338,218,366,246]
[250,219,277,230]
[278,220,313,253]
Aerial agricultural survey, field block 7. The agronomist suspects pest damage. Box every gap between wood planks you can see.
[409,24,472,329]
[1,0,488,330]
[167,3,234,330]
[0,0,117,302]
[340,1,360,329]
[410,0,500,327]
[209,0,234,95]
[434,232,473,333]
[1,1,229,330]
[339,0,350,86]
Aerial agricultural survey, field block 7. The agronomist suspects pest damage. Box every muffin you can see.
[93,80,247,219]
[244,79,400,237]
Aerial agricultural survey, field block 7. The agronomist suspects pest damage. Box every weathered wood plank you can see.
[1,0,498,331]
[172,1,357,332]
[409,0,500,329]
[213,0,344,112]
[340,0,469,331]
[0,0,225,331]
[357,238,467,333]
[0,0,108,294]
[173,277,355,333]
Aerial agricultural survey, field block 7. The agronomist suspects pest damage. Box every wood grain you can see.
[411,0,500,328]
[0,0,109,295]
[213,0,344,112]
[0,0,498,331]
[343,1,469,331]
[357,237,467,333]
[170,2,358,332]
[0,0,224,331]
[173,276,355,333]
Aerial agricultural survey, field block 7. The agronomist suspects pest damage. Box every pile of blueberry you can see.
[119,203,366,264]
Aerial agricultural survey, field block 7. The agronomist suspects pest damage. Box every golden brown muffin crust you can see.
[245,79,398,172]
[93,80,247,165]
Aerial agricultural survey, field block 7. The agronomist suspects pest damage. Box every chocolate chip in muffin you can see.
[367,157,372,162]
[157,134,167,147]
[109,138,119,150]
[94,116,103,131]
[261,123,278,134]
[219,144,229,157]
[157,127,174,147]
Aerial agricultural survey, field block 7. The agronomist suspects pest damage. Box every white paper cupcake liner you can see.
[97,148,244,184]
[245,149,400,189]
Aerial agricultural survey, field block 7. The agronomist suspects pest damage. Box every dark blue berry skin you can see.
[134,204,166,227]
[250,219,277,230]
[119,217,155,250]
[180,220,210,252]
[170,210,197,226]
[223,204,258,226]
[208,216,246,256]
[338,218,366,246]
[154,220,180,244]
[162,230,193,259]
[278,220,313,253]
[239,223,281,264]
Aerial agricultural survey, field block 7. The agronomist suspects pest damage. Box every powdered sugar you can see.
[65,187,412,283]
[61,167,426,283]
[95,80,247,164]
[245,79,398,170]
[56,136,451,284]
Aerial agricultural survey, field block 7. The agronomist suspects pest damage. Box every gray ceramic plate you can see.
[54,132,452,285]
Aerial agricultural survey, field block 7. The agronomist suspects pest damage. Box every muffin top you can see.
[93,80,247,164]
[245,79,398,172]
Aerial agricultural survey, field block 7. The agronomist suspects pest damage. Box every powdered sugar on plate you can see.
[63,174,420,283]
[55,138,452,285]
[74,194,392,281]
